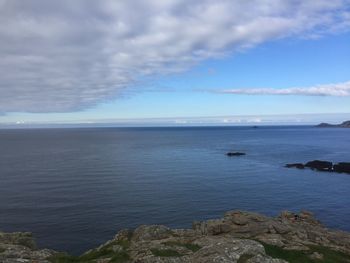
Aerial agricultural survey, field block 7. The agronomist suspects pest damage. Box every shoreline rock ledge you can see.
[1,210,350,262]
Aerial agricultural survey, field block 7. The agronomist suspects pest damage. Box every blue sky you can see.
[0,1,350,126]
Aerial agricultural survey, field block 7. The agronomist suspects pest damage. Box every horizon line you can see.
[0,112,349,129]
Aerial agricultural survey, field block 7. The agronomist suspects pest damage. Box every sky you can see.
[0,0,350,127]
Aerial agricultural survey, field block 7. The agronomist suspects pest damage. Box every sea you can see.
[0,126,349,255]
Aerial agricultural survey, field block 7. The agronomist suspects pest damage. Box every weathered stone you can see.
[115,228,132,241]
[132,225,173,242]
[0,232,36,249]
[192,237,265,263]
[309,251,324,260]
[205,219,232,235]
[224,211,249,225]
[247,254,288,263]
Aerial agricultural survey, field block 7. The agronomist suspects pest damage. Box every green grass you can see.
[109,251,130,263]
[49,240,131,263]
[48,253,80,263]
[261,242,350,263]
[162,241,201,252]
[310,245,350,263]
[151,248,182,257]
[49,230,133,263]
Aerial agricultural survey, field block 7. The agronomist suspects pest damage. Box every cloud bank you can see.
[217,81,350,97]
[1,0,350,112]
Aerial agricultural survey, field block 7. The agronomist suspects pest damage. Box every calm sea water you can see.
[0,126,350,254]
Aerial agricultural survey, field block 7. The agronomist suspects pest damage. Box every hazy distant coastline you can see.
[316,120,350,128]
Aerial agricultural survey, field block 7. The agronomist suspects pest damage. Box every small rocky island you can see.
[2,210,350,262]
[316,120,350,128]
[226,152,246,157]
[285,160,350,174]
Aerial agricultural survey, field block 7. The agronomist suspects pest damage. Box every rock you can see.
[192,237,266,263]
[247,254,288,263]
[226,152,246,156]
[224,211,249,225]
[285,163,304,169]
[285,160,350,175]
[304,160,333,171]
[333,162,350,174]
[115,229,133,241]
[0,235,57,263]
[132,225,173,242]
[192,219,232,235]
[206,220,232,235]
[0,232,36,249]
[309,251,324,260]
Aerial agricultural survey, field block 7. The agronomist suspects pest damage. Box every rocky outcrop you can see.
[316,120,350,128]
[0,232,57,263]
[1,210,350,262]
[285,160,350,174]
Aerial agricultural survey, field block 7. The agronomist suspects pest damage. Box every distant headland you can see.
[316,120,350,128]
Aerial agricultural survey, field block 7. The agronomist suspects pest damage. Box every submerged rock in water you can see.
[2,210,350,262]
[284,163,305,169]
[226,152,246,157]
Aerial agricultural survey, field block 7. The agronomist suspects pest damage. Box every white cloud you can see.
[0,0,350,112]
[217,81,350,96]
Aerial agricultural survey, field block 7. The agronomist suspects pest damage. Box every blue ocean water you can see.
[0,126,349,254]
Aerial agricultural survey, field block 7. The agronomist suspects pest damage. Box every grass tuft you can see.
[49,242,130,263]
[237,254,254,263]
[151,248,182,257]
[261,242,350,263]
